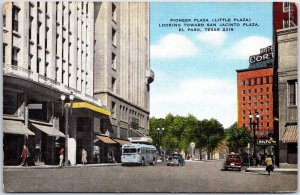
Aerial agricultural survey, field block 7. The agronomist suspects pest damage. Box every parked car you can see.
[167,154,185,166]
[224,153,242,171]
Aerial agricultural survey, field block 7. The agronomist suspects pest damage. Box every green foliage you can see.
[150,114,225,158]
[225,122,251,153]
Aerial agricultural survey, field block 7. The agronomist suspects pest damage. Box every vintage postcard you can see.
[2,1,298,193]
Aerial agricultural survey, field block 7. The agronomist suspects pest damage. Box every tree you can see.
[225,122,251,153]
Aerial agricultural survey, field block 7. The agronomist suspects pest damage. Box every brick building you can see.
[237,67,274,137]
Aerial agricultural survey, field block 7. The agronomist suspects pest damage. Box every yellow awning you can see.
[3,119,35,136]
[281,125,298,143]
[65,102,111,116]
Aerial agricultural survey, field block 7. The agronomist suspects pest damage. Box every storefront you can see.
[280,124,298,164]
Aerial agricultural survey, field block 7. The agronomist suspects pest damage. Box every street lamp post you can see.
[156,127,164,158]
[61,92,74,166]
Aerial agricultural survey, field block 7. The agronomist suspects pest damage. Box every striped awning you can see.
[97,135,117,144]
[281,125,298,143]
[3,119,35,136]
[112,138,131,145]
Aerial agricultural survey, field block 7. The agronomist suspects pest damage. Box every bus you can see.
[121,143,157,166]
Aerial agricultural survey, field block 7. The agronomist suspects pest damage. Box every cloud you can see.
[150,33,199,59]
[150,78,237,128]
[196,31,227,46]
[227,36,272,60]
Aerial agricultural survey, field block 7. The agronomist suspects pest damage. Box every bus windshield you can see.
[122,148,137,154]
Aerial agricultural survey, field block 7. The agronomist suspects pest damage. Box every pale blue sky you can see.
[150,2,273,128]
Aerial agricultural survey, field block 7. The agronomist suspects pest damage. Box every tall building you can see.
[93,2,153,139]
[273,2,298,165]
[2,2,152,165]
[236,46,274,156]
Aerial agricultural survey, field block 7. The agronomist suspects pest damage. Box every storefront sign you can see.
[256,138,277,146]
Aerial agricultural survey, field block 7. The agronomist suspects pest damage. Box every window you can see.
[242,97,245,101]
[260,88,263,93]
[253,78,257,85]
[254,89,257,93]
[266,101,269,106]
[288,80,297,106]
[260,95,263,100]
[283,2,293,12]
[254,102,257,107]
[248,96,251,101]
[248,103,251,107]
[112,77,116,92]
[37,58,41,73]
[242,90,245,94]
[3,8,6,27]
[248,89,251,94]
[112,28,117,46]
[242,104,245,108]
[12,47,19,66]
[29,16,33,40]
[111,101,116,118]
[242,110,245,114]
[112,52,116,69]
[248,79,251,86]
[254,95,257,100]
[242,80,245,86]
[112,3,117,21]
[12,6,20,31]
[260,102,264,106]
[266,76,269,84]
[266,87,269,92]
[3,43,7,63]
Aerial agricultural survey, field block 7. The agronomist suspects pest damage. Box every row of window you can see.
[242,95,270,101]
[241,113,271,120]
[241,76,272,86]
[241,87,270,94]
[111,3,118,70]
[242,103,271,110]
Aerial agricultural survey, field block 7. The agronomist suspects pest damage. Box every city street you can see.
[3,159,297,193]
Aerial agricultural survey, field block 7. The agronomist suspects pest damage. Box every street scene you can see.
[2,1,298,193]
[3,160,297,193]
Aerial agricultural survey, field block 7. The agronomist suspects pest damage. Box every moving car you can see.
[166,154,185,166]
[224,153,242,171]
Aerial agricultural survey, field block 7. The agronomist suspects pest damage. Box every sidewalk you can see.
[245,165,297,173]
[3,163,122,169]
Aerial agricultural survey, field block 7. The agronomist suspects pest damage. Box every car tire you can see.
[238,168,241,171]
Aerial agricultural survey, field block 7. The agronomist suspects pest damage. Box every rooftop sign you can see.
[248,46,274,69]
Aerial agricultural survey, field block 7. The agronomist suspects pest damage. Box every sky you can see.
[149,2,273,128]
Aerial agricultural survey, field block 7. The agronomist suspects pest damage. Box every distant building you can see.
[236,46,274,137]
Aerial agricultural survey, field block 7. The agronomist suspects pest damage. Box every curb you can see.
[3,163,122,169]
[245,167,297,173]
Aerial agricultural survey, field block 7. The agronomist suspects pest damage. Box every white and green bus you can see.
[121,143,157,166]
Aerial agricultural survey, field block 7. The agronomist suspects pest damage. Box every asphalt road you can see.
[3,159,297,193]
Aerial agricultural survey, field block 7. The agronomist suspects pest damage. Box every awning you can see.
[281,125,298,143]
[97,135,117,144]
[65,102,111,116]
[31,123,65,137]
[3,119,35,136]
[112,138,131,145]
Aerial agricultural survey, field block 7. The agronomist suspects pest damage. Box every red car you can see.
[224,153,242,171]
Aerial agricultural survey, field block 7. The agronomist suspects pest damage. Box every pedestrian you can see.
[82,148,87,165]
[265,154,273,175]
[58,148,64,167]
[19,145,29,166]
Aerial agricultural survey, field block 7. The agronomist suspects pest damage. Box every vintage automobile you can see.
[224,153,242,171]
[166,154,185,166]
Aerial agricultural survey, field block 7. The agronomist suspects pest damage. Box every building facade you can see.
[93,2,153,139]
[2,2,152,165]
[273,2,298,165]
[277,27,298,165]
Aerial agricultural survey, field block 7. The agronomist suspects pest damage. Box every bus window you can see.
[123,148,137,154]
